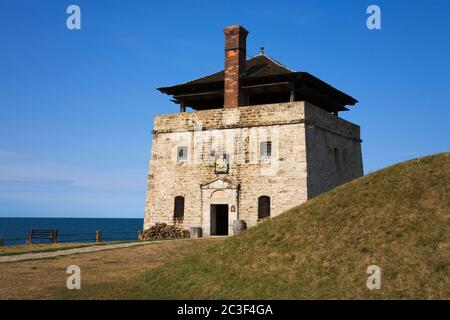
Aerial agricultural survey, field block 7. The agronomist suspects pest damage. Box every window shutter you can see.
[258,196,270,219]
[174,196,185,218]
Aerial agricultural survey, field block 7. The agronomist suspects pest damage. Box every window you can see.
[258,196,271,219]
[177,146,187,162]
[260,141,272,158]
[333,148,341,170]
[174,196,185,219]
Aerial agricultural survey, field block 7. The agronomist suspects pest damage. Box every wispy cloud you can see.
[0,149,147,217]
[0,162,146,191]
[0,179,76,193]
[0,149,21,159]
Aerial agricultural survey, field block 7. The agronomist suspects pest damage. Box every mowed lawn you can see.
[0,238,222,299]
[1,153,448,300]
[62,152,448,300]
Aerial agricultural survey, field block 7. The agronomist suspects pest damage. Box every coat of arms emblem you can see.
[215,158,229,174]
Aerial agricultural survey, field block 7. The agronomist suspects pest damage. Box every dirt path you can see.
[0,241,155,263]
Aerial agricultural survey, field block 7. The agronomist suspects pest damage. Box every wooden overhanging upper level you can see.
[157,54,358,115]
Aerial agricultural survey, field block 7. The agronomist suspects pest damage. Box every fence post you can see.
[51,230,58,244]
[96,230,102,243]
[0,237,4,246]
[27,229,33,245]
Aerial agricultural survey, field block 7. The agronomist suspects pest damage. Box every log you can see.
[139,223,190,241]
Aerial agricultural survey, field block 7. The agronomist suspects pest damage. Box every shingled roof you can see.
[158,54,292,92]
[158,53,358,112]
[186,55,292,85]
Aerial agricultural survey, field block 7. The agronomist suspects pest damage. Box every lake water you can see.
[0,218,144,246]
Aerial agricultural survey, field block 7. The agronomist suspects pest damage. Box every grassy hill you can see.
[58,152,449,300]
[131,153,449,299]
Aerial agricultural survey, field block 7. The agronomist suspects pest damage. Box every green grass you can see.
[60,152,450,299]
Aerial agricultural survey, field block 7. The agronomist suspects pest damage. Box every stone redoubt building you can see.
[144,25,363,236]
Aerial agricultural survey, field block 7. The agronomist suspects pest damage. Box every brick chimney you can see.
[223,25,248,109]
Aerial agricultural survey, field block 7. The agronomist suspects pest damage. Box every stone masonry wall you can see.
[144,102,308,232]
[144,101,363,235]
[304,102,364,198]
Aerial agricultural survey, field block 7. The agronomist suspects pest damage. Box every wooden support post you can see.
[96,230,102,243]
[289,83,296,102]
[179,103,186,113]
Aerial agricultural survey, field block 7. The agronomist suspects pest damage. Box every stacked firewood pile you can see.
[139,223,190,240]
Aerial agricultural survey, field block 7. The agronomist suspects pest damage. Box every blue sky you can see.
[0,0,449,218]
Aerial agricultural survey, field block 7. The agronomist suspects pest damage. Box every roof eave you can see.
[158,73,358,107]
